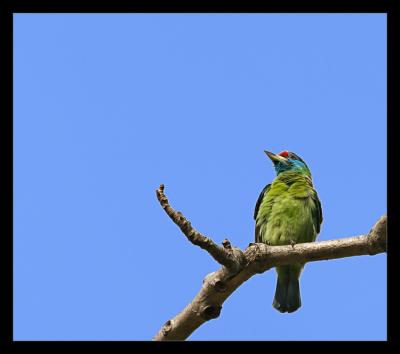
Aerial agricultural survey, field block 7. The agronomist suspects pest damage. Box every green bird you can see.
[254,150,323,313]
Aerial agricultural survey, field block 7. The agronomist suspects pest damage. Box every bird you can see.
[254,150,323,313]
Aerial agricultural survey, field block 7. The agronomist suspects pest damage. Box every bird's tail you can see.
[272,265,302,313]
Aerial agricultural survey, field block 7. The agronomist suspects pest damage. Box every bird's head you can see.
[264,150,311,176]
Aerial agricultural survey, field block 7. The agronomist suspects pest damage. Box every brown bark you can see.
[153,184,387,341]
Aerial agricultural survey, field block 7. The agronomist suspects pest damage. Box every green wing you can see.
[254,184,271,243]
[311,191,323,234]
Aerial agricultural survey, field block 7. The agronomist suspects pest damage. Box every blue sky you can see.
[14,14,386,340]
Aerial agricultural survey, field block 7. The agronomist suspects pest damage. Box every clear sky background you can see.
[14,14,386,340]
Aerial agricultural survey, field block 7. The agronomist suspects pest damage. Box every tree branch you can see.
[153,184,386,341]
[156,184,245,272]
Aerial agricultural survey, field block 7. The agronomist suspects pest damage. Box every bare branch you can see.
[156,184,245,272]
[153,185,386,341]
[246,215,387,272]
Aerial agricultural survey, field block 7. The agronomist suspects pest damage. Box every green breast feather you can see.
[254,171,322,246]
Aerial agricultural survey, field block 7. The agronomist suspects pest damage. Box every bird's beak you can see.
[264,150,289,164]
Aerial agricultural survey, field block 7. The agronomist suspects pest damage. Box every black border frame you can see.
[2,0,398,352]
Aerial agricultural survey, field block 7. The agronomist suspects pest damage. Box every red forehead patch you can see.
[279,150,289,157]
